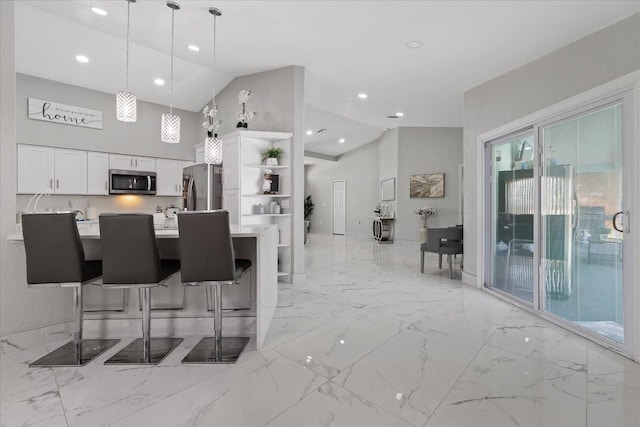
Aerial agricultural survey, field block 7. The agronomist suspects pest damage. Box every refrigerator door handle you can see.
[187,177,196,211]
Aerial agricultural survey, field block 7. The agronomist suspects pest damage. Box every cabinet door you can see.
[17,145,55,194]
[222,189,240,224]
[87,152,109,195]
[222,137,240,189]
[135,156,156,172]
[54,149,87,194]
[194,144,205,164]
[109,154,134,170]
[155,159,178,196]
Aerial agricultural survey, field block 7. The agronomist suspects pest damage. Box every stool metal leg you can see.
[183,284,250,364]
[448,254,453,279]
[105,287,182,365]
[30,285,120,367]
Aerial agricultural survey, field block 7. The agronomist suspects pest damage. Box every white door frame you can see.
[331,179,346,235]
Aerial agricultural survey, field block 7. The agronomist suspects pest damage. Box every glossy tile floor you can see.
[2,233,639,426]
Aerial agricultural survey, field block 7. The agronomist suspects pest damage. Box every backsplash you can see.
[16,194,182,222]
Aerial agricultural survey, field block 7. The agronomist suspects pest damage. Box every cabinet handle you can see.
[105,182,108,191]
[135,159,138,167]
[130,158,133,167]
[49,179,53,188]
[56,179,59,189]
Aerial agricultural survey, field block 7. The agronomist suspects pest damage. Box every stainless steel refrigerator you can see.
[182,164,222,211]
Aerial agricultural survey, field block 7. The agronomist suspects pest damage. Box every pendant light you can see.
[116,0,137,122]
[161,1,181,143]
[204,7,223,165]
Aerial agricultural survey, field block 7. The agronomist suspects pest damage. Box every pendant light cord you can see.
[125,0,130,92]
[169,6,175,115]
[212,12,217,106]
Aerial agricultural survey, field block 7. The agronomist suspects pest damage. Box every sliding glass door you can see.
[540,101,626,344]
[485,92,635,356]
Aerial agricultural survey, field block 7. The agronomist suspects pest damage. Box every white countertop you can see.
[8,223,277,241]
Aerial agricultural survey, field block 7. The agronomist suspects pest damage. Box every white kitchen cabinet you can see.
[109,154,156,172]
[17,145,86,195]
[194,143,205,164]
[220,130,293,280]
[54,149,87,194]
[87,151,109,195]
[17,144,54,194]
[156,159,194,196]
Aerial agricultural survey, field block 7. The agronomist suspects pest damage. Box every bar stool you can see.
[177,210,251,364]
[21,212,119,367]
[99,213,182,365]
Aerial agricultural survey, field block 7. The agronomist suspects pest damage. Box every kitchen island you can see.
[8,222,279,350]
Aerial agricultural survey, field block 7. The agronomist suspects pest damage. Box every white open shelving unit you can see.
[220,130,293,281]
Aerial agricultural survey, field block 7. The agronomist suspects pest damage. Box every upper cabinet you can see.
[156,158,194,196]
[17,145,86,194]
[109,154,156,172]
[87,151,109,195]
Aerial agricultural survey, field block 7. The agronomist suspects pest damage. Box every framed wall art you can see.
[409,173,445,198]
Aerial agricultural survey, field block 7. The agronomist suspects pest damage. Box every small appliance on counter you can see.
[182,164,222,210]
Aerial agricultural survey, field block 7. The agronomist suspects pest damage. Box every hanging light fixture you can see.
[204,7,223,165]
[161,1,181,143]
[116,0,137,122]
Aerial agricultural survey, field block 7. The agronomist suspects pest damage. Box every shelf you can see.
[242,194,291,198]
[242,213,292,217]
[246,164,290,169]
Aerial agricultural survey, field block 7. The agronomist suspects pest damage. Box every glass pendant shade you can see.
[204,135,223,164]
[116,91,137,122]
[161,113,180,143]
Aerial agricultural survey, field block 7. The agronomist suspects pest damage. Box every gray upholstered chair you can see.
[177,210,251,364]
[21,212,119,367]
[99,213,182,365]
[420,226,463,279]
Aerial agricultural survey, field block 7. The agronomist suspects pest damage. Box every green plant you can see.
[304,195,314,221]
[262,147,283,160]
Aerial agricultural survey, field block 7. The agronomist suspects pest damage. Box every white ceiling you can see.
[14,1,640,156]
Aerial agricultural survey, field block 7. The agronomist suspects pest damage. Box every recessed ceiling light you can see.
[406,40,423,49]
[154,78,166,86]
[396,112,404,117]
[306,130,313,135]
[75,55,89,63]
[358,93,368,99]
[339,138,345,143]
[187,45,200,52]
[91,7,107,16]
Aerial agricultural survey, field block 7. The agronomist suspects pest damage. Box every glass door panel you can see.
[488,132,535,304]
[541,102,624,344]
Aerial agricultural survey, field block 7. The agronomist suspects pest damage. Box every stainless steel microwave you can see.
[109,169,157,195]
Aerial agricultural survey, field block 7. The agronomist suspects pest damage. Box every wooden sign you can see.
[27,98,103,129]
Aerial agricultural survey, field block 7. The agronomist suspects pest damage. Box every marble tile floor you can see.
[1,232,639,427]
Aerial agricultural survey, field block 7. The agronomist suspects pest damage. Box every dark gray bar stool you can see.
[22,213,119,367]
[99,213,182,365]
[177,210,251,364]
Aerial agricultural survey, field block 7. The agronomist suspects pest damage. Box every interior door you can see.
[332,180,346,235]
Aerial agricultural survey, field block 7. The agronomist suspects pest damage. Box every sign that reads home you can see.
[27,98,103,130]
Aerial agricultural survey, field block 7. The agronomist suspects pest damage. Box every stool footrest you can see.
[29,339,120,367]
[104,337,183,365]
[182,336,250,364]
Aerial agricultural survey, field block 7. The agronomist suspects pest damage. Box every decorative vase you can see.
[420,217,428,243]
[265,157,278,166]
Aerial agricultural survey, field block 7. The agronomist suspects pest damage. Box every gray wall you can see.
[463,13,640,279]
[395,127,463,241]
[17,73,198,160]
[305,141,379,236]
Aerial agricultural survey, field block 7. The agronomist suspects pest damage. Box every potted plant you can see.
[304,195,314,244]
[262,147,283,166]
